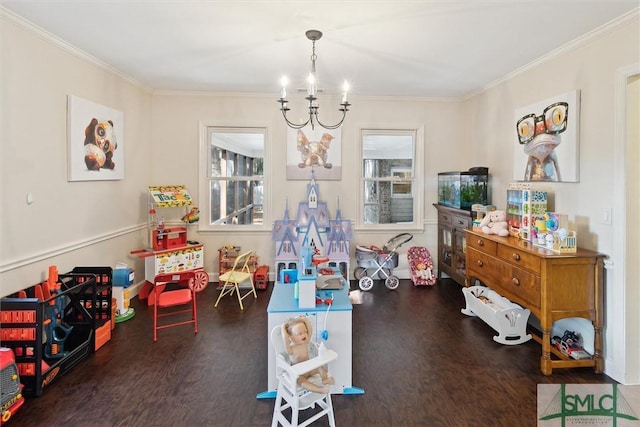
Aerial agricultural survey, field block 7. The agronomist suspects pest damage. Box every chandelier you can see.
[278,30,350,130]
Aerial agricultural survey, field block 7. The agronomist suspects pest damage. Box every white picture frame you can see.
[67,95,124,181]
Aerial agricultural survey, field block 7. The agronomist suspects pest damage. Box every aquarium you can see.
[438,167,489,209]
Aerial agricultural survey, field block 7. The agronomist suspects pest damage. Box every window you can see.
[391,168,413,198]
[359,128,424,229]
[199,125,267,230]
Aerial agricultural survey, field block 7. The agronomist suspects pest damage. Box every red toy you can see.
[254,265,269,290]
[0,347,25,425]
[552,330,591,360]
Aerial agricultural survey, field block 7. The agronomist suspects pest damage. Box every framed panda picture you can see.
[67,95,124,181]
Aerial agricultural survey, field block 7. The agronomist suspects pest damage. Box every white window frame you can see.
[357,126,424,231]
[198,121,271,232]
[391,167,413,198]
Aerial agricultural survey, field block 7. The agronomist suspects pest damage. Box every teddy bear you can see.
[479,209,509,237]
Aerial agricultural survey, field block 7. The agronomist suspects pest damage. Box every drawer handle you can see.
[512,277,520,286]
[456,220,465,226]
[443,215,449,221]
[512,253,520,261]
[477,240,484,247]
[476,260,484,267]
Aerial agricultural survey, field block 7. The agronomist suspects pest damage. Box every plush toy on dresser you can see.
[479,210,509,237]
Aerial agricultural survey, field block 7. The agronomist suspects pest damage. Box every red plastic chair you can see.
[152,269,209,341]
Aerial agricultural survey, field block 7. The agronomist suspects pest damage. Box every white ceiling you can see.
[3,1,638,99]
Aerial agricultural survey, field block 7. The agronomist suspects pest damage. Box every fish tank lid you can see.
[438,167,489,176]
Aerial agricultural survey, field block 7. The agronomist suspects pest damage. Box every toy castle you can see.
[272,173,352,281]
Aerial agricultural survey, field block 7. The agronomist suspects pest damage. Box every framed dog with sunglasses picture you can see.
[513,90,580,182]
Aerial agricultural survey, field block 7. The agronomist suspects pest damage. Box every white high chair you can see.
[270,323,338,427]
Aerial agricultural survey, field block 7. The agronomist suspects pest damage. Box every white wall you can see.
[625,72,639,383]
[463,14,640,383]
[1,12,152,295]
[149,93,467,274]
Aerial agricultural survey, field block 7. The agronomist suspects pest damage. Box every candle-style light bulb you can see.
[342,80,350,104]
[307,73,317,96]
[280,76,288,99]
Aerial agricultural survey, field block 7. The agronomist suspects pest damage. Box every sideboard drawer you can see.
[467,234,498,255]
[451,214,471,230]
[497,245,541,272]
[501,266,541,308]
[438,211,452,226]
[466,248,506,286]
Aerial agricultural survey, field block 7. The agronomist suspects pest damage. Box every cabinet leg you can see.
[593,325,604,373]
[541,328,552,375]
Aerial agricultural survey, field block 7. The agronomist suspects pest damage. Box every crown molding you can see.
[1,6,151,93]
[464,8,640,101]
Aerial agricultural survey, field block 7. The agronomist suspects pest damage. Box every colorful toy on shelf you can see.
[544,212,568,232]
[471,204,496,228]
[532,212,576,252]
[506,183,548,240]
[551,330,591,360]
[552,229,577,253]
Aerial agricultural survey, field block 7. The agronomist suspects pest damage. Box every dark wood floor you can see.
[10,279,614,427]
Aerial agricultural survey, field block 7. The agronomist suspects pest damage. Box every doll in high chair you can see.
[282,316,335,393]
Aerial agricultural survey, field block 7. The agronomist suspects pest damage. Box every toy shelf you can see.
[217,246,259,290]
[461,285,531,345]
[0,268,112,396]
[218,246,258,276]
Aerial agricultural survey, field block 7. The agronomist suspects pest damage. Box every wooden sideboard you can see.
[464,228,605,375]
[434,204,472,285]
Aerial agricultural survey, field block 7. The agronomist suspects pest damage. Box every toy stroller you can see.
[354,233,413,291]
